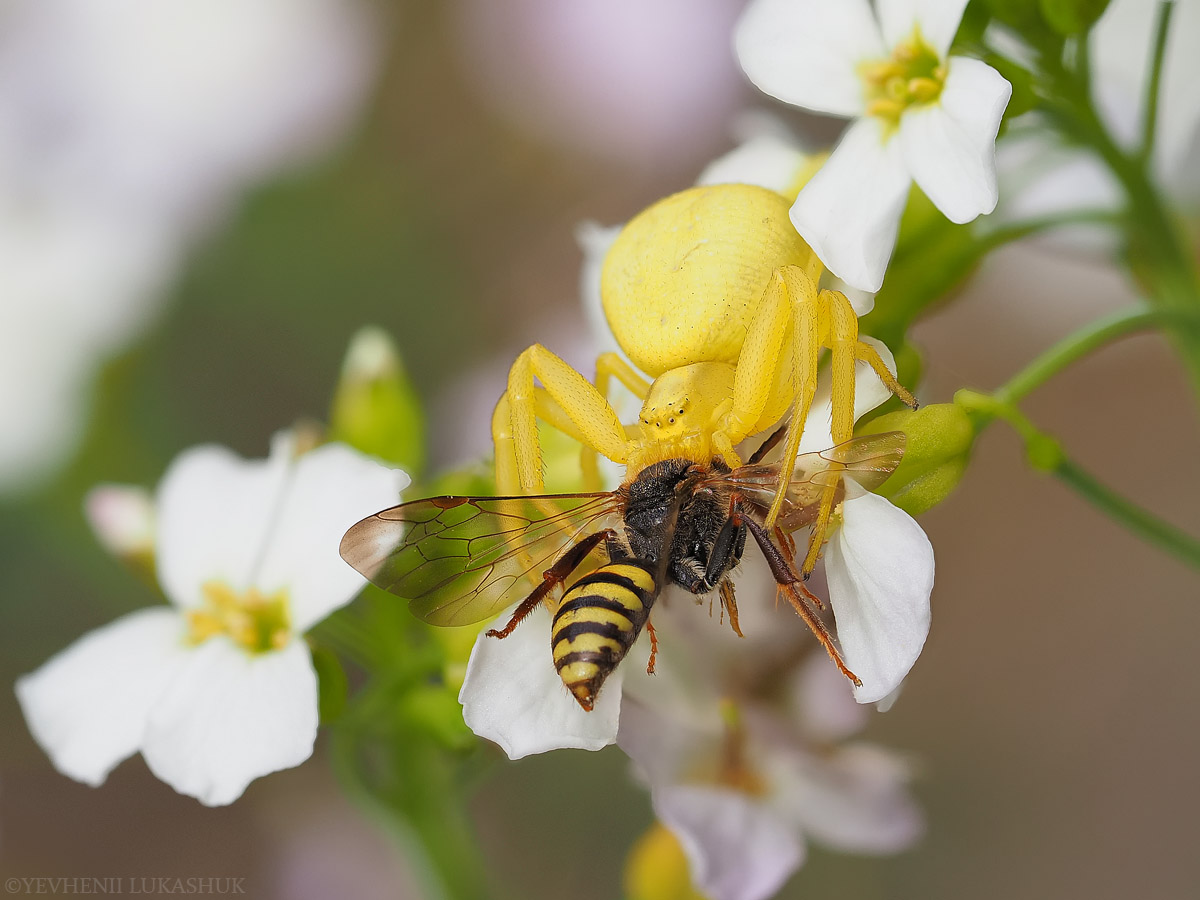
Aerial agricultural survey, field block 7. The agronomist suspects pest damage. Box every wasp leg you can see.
[719,579,743,638]
[738,511,860,687]
[774,525,798,565]
[747,421,788,465]
[645,618,659,675]
[485,530,612,639]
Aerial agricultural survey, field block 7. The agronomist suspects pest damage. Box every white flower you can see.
[735,0,1012,291]
[618,646,922,900]
[993,0,1200,243]
[456,338,933,756]
[16,435,407,805]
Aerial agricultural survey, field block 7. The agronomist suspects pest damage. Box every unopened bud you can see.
[859,403,975,516]
[84,484,156,576]
[624,823,706,900]
[329,327,425,473]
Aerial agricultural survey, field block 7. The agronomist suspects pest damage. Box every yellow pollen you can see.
[859,27,946,133]
[186,581,292,654]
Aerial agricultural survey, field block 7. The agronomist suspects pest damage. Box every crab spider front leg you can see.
[581,352,650,491]
[496,343,630,495]
[714,264,823,496]
[717,266,918,577]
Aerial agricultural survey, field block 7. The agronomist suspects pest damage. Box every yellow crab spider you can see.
[492,183,917,576]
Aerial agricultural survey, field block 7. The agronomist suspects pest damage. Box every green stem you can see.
[1055,459,1200,568]
[331,682,493,900]
[993,306,1160,404]
[1041,33,1200,400]
[1140,1,1174,164]
[979,208,1123,251]
[956,390,1200,570]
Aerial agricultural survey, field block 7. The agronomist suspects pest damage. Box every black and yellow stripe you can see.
[551,560,658,710]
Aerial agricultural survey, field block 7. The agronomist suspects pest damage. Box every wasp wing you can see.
[711,432,907,512]
[339,492,624,627]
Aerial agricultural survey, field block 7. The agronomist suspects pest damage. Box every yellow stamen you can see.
[716,698,768,797]
[858,26,946,132]
[186,581,292,654]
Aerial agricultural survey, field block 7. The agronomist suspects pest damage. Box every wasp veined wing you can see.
[340,492,624,627]
[712,432,907,515]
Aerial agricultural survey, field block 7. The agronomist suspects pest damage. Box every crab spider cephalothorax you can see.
[492,183,917,576]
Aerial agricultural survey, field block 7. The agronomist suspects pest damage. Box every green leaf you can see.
[861,190,984,351]
[398,683,476,752]
[1039,0,1111,35]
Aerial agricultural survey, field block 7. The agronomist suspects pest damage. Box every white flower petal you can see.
[15,607,188,787]
[576,220,624,361]
[877,0,970,57]
[656,785,804,900]
[618,692,721,788]
[796,336,898,455]
[899,57,1011,224]
[833,278,876,317]
[735,0,883,117]
[791,118,911,292]
[142,638,318,806]
[458,610,623,759]
[770,743,923,853]
[253,443,407,633]
[696,134,812,196]
[825,492,934,704]
[155,442,291,610]
[789,652,868,744]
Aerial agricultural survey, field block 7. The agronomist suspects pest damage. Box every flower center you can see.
[859,28,946,132]
[716,699,769,796]
[186,581,292,653]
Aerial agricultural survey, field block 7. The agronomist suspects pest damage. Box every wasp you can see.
[340,428,905,710]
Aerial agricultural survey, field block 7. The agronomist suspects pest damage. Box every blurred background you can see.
[1,0,1199,898]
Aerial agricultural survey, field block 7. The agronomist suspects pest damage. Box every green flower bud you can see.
[859,402,976,515]
[329,326,425,474]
